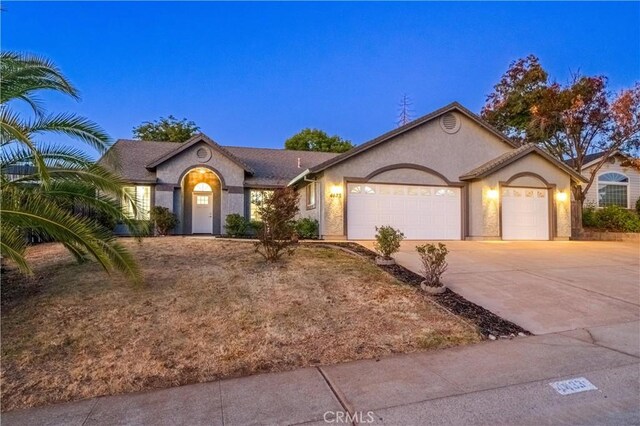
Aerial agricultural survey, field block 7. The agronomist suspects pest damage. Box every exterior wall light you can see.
[329,185,343,198]
[556,191,568,202]
[487,189,499,200]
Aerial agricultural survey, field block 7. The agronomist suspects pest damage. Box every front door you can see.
[192,193,213,234]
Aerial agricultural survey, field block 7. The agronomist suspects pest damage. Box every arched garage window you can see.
[598,172,629,208]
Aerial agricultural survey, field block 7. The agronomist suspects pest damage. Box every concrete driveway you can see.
[360,240,640,334]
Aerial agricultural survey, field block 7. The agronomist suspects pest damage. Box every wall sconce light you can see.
[556,191,568,202]
[330,185,343,198]
[487,189,499,200]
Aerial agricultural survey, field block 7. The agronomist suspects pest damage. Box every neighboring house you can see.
[572,152,640,210]
[100,102,586,240]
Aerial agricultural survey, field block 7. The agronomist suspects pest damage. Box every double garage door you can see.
[346,183,550,241]
[347,183,461,240]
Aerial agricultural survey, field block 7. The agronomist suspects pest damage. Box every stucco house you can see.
[573,151,640,210]
[101,102,586,240]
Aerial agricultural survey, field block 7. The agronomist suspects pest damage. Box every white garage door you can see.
[501,187,549,240]
[347,183,461,240]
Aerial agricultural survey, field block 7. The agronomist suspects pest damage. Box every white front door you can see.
[192,193,213,234]
[501,187,550,240]
[347,183,462,240]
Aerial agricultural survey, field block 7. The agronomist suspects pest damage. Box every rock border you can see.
[314,242,530,338]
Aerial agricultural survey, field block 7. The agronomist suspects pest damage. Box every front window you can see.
[598,172,629,208]
[122,186,151,220]
[249,189,273,221]
[306,182,316,209]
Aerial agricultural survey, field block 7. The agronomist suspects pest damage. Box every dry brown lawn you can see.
[1,237,480,411]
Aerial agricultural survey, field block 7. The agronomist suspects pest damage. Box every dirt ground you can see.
[1,237,480,411]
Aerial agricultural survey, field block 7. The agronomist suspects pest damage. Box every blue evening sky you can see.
[3,2,639,158]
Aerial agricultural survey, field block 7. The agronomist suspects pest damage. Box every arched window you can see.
[194,182,212,192]
[598,172,629,208]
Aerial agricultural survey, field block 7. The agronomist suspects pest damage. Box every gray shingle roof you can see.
[223,146,337,187]
[98,140,177,182]
[459,144,587,182]
[99,138,338,186]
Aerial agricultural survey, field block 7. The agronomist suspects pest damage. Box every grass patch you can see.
[1,237,480,411]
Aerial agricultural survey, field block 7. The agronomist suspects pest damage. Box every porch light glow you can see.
[556,191,568,202]
[487,189,499,200]
[198,168,206,174]
[330,185,343,198]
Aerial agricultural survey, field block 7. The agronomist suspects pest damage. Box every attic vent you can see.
[440,113,461,134]
[195,147,212,162]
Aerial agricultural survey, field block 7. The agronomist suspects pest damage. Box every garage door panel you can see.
[501,187,549,240]
[347,183,461,240]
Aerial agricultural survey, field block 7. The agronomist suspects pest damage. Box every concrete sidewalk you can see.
[4,321,639,426]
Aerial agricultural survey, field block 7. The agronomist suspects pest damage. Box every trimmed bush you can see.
[254,188,300,261]
[582,205,640,232]
[373,225,405,259]
[416,243,449,287]
[225,213,251,237]
[294,218,319,239]
[150,206,179,236]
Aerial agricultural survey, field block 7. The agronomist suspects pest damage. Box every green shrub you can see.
[150,206,179,236]
[583,205,640,232]
[224,213,251,237]
[596,206,640,232]
[582,205,598,228]
[373,225,405,259]
[254,188,299,261]
[294,218,319,239]
[636,197,640,215]
[415,243,449,287]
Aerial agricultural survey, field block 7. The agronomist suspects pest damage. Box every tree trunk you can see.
[571,185,585,238]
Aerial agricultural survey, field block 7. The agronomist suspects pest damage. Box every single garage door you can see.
[501,187,549,240]
[347,183,461,240]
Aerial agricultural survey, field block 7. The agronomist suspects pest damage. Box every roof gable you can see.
[305,102,518,175]
[460,144,587,182]
[146,133,254,173]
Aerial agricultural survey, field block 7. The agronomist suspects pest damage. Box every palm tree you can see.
[1,52,146,282]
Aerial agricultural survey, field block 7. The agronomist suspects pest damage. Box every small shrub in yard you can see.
[373,226,405,260]
[150,206,179,236]
[595,205,640,232]
[636,197,640,215]
[416,243,449,288]
[582,203,598,228]
[225,213,251,237]
[583,205,640,232]
[254,187,300,261]
[295,218,319,239]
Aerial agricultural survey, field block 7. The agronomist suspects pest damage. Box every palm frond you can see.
[0,108,49,182]
[1,51,79,108]
[0,223,31,274]
[28,113,111,154]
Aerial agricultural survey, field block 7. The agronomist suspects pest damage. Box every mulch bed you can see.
[314,242,530,338]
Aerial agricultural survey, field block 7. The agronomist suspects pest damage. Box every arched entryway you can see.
[182,168,222,234]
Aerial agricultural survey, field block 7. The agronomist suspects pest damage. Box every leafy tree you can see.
[254,188,299,261]
[284,128,353,153]
[482,55,640,232]
[132,115,199,142]
[1,51,146,281]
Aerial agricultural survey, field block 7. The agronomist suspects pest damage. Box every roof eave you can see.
[287,169,311,187]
